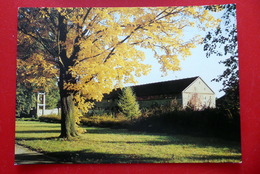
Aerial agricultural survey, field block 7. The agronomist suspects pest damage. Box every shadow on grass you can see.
[100,140,179,146]
[85,126,167,137]
[95,139,241,154]
[86,127,241,150]
[16,148,241,164]
[44,150,166,164]
[15,153,62,165]
[16,121,60,127]
[16,137,59,141]
[16,122,241,163]
[16,123,241,150]
[17,125,60,128]
[16,130,61,134]
[86,127,134,135]
[185,154,242,162]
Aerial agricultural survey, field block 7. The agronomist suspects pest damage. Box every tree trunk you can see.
[57,13,79,139]
[58,69,78,139]
[59,90,78,138]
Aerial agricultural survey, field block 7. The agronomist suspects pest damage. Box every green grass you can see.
[16,120,241,163]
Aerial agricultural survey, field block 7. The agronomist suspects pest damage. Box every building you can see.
[94,76,216,112]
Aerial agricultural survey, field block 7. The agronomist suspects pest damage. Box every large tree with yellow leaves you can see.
[17,7,218,139]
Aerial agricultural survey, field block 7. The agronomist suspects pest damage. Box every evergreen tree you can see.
[118,87,141,120]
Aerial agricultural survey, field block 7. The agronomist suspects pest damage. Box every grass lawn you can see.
[16,120,241,163]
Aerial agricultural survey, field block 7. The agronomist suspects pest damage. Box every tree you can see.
[117,87,141,120]
[203,4,239,112]
[17,7,218,139]
[45,81,60,109]
[16,83,35,116]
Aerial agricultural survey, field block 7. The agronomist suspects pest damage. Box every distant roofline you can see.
[131,76,200,88]
[103,76,215,100]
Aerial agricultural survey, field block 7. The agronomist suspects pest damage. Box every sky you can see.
[132,8,234,98]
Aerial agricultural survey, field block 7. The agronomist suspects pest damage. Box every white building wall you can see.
[182,78,215,109]
[38,108,60,116]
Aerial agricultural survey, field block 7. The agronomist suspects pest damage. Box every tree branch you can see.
[19,26,58,58]
[82,8,92,26]
[69,12,98,61]
[58,13,70,69]
[76,8,187,65]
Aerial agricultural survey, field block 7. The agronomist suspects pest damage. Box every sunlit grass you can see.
[16,121,241,163]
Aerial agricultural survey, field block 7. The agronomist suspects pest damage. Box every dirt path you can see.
[15,144,60,165]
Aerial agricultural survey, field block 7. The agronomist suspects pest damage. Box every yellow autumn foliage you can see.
[17,53,58,91]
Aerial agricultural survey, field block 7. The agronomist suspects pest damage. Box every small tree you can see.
[118,87,141,120]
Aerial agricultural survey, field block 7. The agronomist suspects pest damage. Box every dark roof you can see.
[104,76,199,99]
[132,76,199,97]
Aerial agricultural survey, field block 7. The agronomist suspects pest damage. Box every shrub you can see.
[39,114,61,123]
[16,117,39,121]
[80,115,130,128]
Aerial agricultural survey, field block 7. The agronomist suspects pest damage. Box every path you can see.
[15,144,60,165]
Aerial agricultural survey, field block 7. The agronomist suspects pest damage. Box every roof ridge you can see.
[132,76,199,87]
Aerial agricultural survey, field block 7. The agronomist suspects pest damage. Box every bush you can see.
[39,114,61,123]
[80,115,130,128]
[16,117,39,121]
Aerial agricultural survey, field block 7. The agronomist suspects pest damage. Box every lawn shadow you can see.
[44,150,167,164]
[17,125,60,128]
[100,140,179,146]
[15,153,63,165]
[16,137,60,141]
[16,122,241,163]
[16,130,61,134]
[86,127,241,150]
[86,127,136,135]
[184,154,242,162]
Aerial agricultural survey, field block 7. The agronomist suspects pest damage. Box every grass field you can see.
[15,120,241,163]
